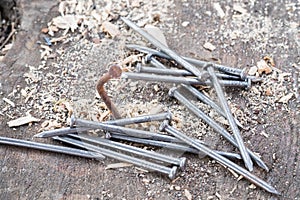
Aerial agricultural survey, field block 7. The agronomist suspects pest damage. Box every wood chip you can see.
[263,56,275,67]
[105,162,133,170]
[257,60,272,74]
[101,21,120,38]
[41,27,49,33]
[7,115,40,127]
[213,3,225,18]
[3,98,15,107]
[181,21,190,27]
[278,93,293,103]
[248,66,258,76]
[203,42,216,51]
[52,15,78,32]
[233,4,247,14]
[50,35,68,43]
[184,189,192,200]
[145,25,168,47]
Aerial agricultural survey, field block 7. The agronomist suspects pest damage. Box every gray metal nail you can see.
[34,127,92,138]
[70,116,184,143]
[126,44,248,79]
[35,112,172,138]
[206,65,253,171]
[0,136,105,159]
[121,18,204,79]
[181,84,244,128]
[69,134,186,170]
[144,54,168,69]
[168,87,269,171]
[121,72,250,88]
[109,133,242,160]
[137,63,243,81]
[159,121,280,195]
[104,111,172,126]
[54,136,178,179]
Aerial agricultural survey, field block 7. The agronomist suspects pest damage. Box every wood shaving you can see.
[278,93,293,103]
[203,42,216,51]
[257,60,272,74]
[184,189,192,200]
[248,66,258,76]
[105,162,133,170]
[52,15,79,32]
[3,98,15,107]
[213,3,225,18]
[145,25,168,47]
[7,115,40,127]
[101,21,120,38]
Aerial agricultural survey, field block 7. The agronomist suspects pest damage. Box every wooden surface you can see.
[0,0,299,199]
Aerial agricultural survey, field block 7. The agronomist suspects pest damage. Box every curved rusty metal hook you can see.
[96,64,122,119]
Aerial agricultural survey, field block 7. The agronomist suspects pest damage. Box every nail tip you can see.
[33,133,43,138]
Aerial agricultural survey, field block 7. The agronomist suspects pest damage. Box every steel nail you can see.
[70,116,184,143]
[122,72,250,88]
[0,136,105,160]
[69,134,186,170]
[54,136,178,179]
[34,112,172,138]
[126,44,249,80]
[159,121,280,195]
[206,65,253,171]
[109,133,242,160]
[137,63,243,81]
[104,111,172,126]
[181,84,244,128]
[34,127,92,138]
[144,54,168,69]
[121,17,204,79]
[97,64,123,119]
[168,87,269,171]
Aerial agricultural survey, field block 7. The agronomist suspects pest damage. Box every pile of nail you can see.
[0,18,279,195]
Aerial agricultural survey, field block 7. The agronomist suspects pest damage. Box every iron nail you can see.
[181,84,244,129]
[168,87,269,171]
[126,44,250,80]
[104,111,172,126]
[159,121,280,195]
[69,134,186,170]
[121,17,204,79]
[69,115,184,143]
[206,65,253,171]
[97,64,123,119]
[54,136,178,179]
[144,54,168,69]
[109,133,241,160]
[0,136,105,160]
[137,62,243,81]
[121,72,250,88]
[34,127,92,138]
[35,112,172,138]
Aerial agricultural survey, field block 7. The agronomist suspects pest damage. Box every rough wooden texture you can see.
[0,0,299,199]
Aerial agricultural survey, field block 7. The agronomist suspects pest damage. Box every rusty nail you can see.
[97,64,123,119]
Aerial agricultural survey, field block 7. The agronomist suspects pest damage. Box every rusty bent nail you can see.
[97,64,122,119]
